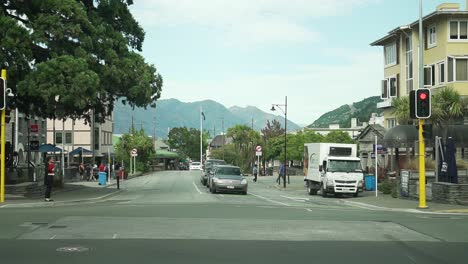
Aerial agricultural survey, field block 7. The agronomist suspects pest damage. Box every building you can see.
[46,114,114,163]
[371,2,468,129]
[304,118,368,139]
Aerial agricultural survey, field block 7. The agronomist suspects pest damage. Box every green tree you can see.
[323,131,354,144]
[167,127,209,161]
[1,0,162,122]
[391,96,411,125]
[226,125,261,171]
[115,127,155,173]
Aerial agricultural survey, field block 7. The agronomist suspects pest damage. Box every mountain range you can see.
[114,99,301,138]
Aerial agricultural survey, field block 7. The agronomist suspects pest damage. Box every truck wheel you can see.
[321,184,327,198]
[353,191,359,197]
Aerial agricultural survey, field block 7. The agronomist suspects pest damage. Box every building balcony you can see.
[377,98,393,109]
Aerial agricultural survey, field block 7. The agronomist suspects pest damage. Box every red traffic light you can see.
[419,92,427,100]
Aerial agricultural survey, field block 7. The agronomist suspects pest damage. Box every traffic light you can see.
[0,77,5,110]
[415,88,431,118]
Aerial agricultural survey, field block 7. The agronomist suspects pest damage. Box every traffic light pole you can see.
[418,119,427,209]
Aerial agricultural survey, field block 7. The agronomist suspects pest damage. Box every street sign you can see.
[256,145,262,152]
[131,148,138,157]
[29,140,39,151]
[256,151,262,156]
[30,124,39,133]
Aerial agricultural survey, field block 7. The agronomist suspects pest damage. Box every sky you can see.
[129,0,467,126]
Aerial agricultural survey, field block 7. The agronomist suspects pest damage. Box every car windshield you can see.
[328,160,362,173]
[215,167,242,176]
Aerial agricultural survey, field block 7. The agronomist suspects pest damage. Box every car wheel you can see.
[242,191,247,195]
[307,184,317,195]
[321,184,327,198]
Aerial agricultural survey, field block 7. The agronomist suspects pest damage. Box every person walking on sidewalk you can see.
[45,157,55,202]
[253,164,258,182]
[277,163,285,185]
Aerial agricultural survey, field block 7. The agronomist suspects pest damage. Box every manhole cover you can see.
[56,246,89,253]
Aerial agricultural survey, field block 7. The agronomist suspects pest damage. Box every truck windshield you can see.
[328,160,362,173]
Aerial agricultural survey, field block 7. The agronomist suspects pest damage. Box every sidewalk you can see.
[252,175,468,214]
[1,177,125,208]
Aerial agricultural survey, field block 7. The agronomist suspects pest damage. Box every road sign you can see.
[256,145,262,152]
[256,151,262,156]
[131,148,138,157]
[30,124,39,133]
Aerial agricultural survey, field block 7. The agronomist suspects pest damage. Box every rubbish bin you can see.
[365,175,376,191]
[98,172,107,185]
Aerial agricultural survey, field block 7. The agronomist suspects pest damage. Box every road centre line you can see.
[249,193,290,207]
[49,235,57,240]
[192,182,203,194]
[306,208,313,212]
[112,233,119,239]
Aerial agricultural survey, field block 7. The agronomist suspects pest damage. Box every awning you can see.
[69,147,93,156]
[156,149,179,159]
[38,144,63,153]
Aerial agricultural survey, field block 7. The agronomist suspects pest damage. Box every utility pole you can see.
[1,69,7,202]
[222,117,225,160]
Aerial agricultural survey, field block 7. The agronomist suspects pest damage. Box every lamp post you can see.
[270,96,288,188]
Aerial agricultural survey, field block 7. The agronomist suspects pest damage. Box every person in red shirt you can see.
[45,157,55,202]
[99,162,105,172]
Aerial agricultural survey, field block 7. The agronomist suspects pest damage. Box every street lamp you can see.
[270,96,288,188]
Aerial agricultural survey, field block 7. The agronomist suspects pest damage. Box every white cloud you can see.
[160,48,383,125]
[131,0,377,47]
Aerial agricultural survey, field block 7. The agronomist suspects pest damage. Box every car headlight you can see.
[213,177,219,183]
[326,179,334,186]
[241,179,247,184]
[358,180,363,187]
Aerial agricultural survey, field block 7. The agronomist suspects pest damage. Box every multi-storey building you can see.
[371,2,468,129]
[46,113,114,162]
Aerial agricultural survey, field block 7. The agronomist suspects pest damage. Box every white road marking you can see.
[250,193,290,207]
[49,235,56,240]
[112,233,119,239]
[192,182,202,194]
[281,195,309,201]
[306,208,313,212]
[219,194,224,197]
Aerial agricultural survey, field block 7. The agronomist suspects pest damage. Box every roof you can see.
[154,139,169,150]
[371,10,468,46]
[356,124,386,141]
[209,135,233,148]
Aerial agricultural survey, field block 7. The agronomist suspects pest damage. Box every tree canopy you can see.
[115,127,155,173]
[167,127,209,161]
[1,0,162,122]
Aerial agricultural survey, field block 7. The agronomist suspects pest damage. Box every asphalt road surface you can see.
[1,170,468,264]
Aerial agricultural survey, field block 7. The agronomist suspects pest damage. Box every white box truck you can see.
[303,143,364,197]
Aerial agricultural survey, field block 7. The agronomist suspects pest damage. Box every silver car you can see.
[209,165,248,195]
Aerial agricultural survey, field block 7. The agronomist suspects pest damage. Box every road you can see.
[1,170,468,264]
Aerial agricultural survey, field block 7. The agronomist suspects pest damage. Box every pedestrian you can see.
[79,163,85,180]
[99,162,105,172]
[277,163,285,185]
[45,157,55,202]
[253,164,258,182]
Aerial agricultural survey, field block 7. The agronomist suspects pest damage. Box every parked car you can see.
[200,159,226,185]
[189,162,202,171]
[209,165,247,195]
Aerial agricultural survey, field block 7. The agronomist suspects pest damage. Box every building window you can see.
[437,62,445,84]
[449,21,468,40]
[424,65,435,87]
[65,132,72,144]
[447,56,468,82]
[381,76,398,99]
[405,37,413,94]
[427,25,436,47]
[387,118,397,129]
[94,128,100,150]
[384,42,397,66]
[56,133,63,144]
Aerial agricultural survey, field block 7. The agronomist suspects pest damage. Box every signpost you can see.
[255,145,262,174]
[130,148,138,174]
